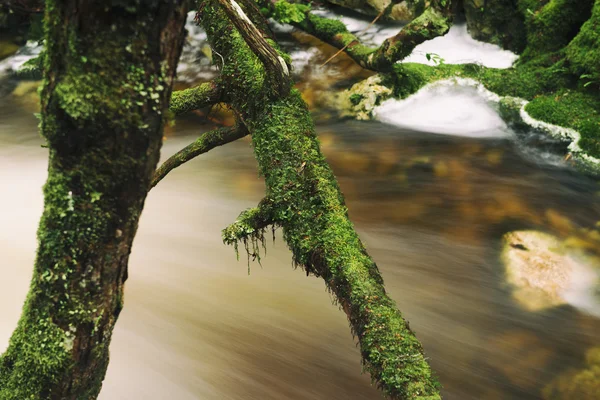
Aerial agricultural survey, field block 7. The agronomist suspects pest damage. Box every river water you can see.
[1,13,600,400]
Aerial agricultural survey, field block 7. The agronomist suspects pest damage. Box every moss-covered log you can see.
[195,1,441,398]
[267,0,451,72]
[0,1,188,399]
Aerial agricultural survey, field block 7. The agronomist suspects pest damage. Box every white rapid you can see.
[374,79,511,138]
[403,22,519,69]
[0,41,42,77]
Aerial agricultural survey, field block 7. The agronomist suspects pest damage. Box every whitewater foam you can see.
[403,23,518,69]
[373,78,511,138]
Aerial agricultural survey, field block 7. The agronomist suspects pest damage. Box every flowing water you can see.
[1,13,600,400]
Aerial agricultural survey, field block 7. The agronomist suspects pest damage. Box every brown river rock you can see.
[502,230,600,312]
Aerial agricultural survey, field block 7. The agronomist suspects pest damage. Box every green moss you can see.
[0,0,186,398]
[566,1,600,84]
[464,0,527,52]
[169,82,219,116]
[307,13,350,37]
[518,0,595,60]
[349,93,363,105]
[525,91,600,158]
[15,53,44,80]
[380,50,600,169]
[199,1,441,397]
[273,0,310,24]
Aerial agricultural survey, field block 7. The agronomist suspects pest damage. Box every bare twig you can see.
[151,124,249,188]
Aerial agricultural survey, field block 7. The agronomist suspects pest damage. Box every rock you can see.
[11,80,42,111]
[463,0,527,52]
[389,1,415,23]
[0,41,19,60]
[501,230,600,313]
[543,346,600,400]
[498,96,529,132]
[337,75,393,120]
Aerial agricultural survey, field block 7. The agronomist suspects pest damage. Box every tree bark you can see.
[196,1,442,398]
[0,1,188,399]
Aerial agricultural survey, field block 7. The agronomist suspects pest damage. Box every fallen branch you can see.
[269,1,451,72]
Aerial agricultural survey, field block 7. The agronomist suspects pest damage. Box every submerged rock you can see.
[0,41,19,60]
[543,346,600,400]
[501,231,600,314]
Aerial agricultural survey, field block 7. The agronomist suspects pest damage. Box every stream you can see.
[1,10,600,400]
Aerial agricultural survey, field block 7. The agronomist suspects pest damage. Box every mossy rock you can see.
[338,74,393,120]
[566,0,600,84]
[463,0,527,52]
[543,347,600,400]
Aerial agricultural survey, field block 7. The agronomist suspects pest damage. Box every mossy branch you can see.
[151,123,249,188]
[169,80,223,116]
[267,1,451,72]
[222,199,275,245]
[199,1,440,397]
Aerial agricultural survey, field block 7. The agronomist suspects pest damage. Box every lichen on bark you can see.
[0,1,188,398]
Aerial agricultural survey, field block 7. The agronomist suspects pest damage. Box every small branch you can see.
[169,81,222,116]
[222,199,275,245]
[222,199,275,272]
[151,124,248,188]
[216,0,291,96]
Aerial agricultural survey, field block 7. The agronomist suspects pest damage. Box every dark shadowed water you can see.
[1,83,600,399]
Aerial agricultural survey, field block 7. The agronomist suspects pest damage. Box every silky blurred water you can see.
[1,13,600,400]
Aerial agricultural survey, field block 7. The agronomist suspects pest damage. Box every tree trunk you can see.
[0,1,188,399]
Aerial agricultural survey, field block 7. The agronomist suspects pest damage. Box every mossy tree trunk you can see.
[0,1,188,399]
